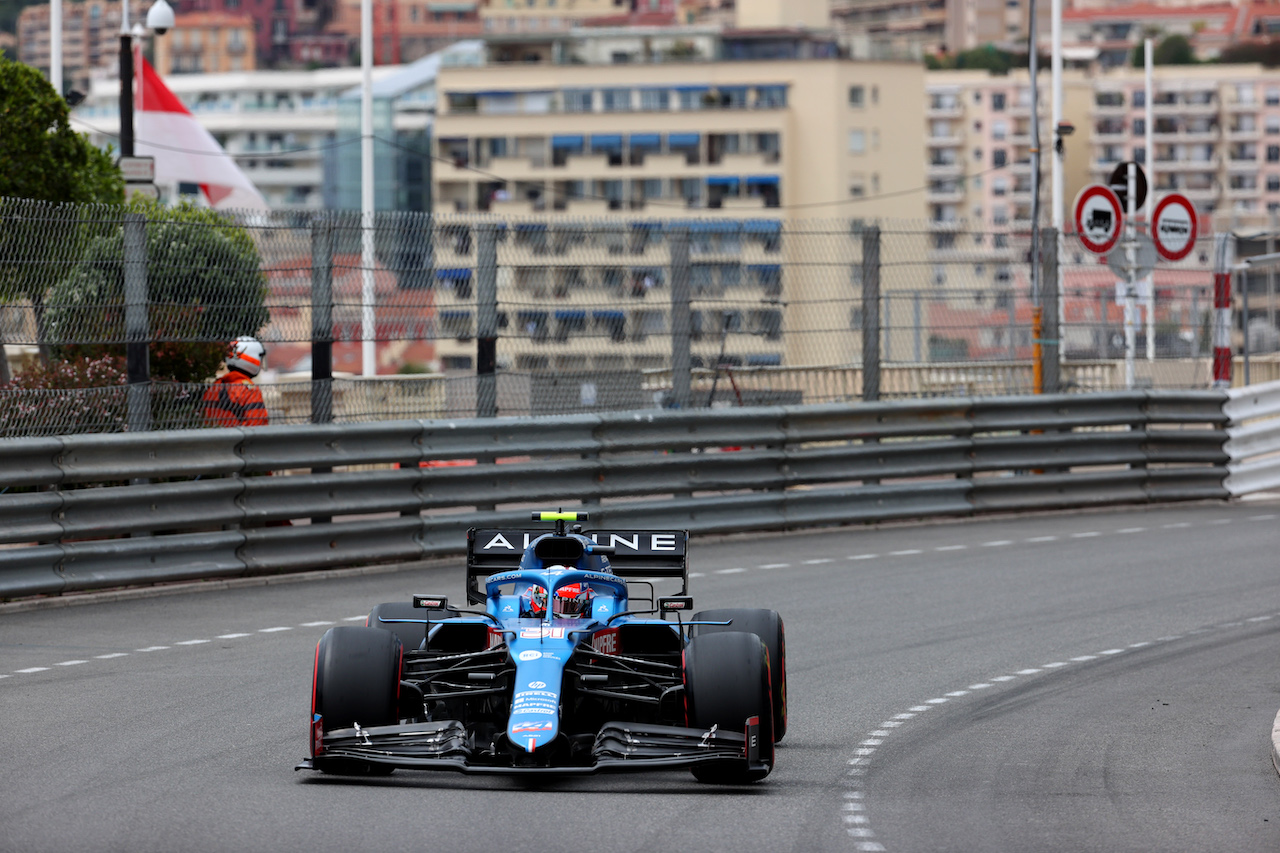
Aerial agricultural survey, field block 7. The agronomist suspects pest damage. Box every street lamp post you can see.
[118,0,174,158]
[117,0,174,402]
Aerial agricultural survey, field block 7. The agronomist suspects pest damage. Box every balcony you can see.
[1226,127,1262,142]
[925,133,964,147]
[926,188,964,204]
[1225,183,1261,199]
[1226,156,1260,172]
[489,155,545,176]
[927,102,963,118]
[927,161,963,178]
[1154,100,1218,117]
[928,217,964,231]
[1225,98,1261,112]
[1093,128,1126,142]
[1151,127,1220,144]
[1092,99,1127,117]
[1154,156,1220,172]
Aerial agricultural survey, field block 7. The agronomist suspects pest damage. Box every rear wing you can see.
[466,528,688,605]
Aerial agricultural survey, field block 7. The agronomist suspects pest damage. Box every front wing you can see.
[295,718,767,776]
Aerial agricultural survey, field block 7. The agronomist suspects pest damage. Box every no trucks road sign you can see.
[1074,184,1123,255]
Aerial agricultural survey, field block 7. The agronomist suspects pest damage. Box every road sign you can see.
[1107,234,1157,281]
[1151,193,1197,261]
[118,156,155,183]
[1107,161,1147,212]
[124,183,159,201]
[1074,184,1123,255]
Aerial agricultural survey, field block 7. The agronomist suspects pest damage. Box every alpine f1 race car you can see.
[297,511,786,783]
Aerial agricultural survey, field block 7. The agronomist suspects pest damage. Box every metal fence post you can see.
[861,224,881,402]
[310,213,334,425]
[1041,227,1061,394]
[476,222,498,418]
[123,212,151,433]
[669,225,692,409]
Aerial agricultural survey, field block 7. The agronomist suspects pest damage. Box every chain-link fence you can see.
[0,197,1251,436]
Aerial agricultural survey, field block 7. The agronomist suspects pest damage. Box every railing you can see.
[0,391,1229,600]
[1224,378,1280,495]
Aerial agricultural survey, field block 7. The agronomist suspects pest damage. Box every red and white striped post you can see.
[1212,233,1235,388]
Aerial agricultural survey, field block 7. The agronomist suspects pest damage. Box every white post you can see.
[360,0,376,377]
[1144,38,1155,361]
[1125,160,1138,389]
[51,0,62,96]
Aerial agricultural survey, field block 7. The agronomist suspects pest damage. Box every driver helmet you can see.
[553,582,593,619]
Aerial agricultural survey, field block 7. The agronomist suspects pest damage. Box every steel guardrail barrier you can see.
[0,391,1230,600]
[1224,379,1280,496]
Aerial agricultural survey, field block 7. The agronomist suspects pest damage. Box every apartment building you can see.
[830,0,945,60]
[1086,63,1280,234]
[478,0,631,34]
[152,12,257,75]
[428,26,925,372]
[1062,2,1280,68]
[923,69,1094,292]
[16,0,127,92]
[944,0,1051,53]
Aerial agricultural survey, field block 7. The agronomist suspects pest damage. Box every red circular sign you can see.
[1151,193,1198,261]
[1073,184,1123,255]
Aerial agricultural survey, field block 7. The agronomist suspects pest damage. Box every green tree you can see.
[1218,40,1280,67]
[44,196,269,384]
[0,54,124,382]
[1131,34,1197,66]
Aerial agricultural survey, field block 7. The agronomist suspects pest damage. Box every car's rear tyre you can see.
[311,626,402,775]
[367,602,429,651]
[683,631,774,784]
[690,608,787,742]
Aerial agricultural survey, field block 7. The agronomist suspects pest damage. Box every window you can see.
[992,149,1007,167]
[1268,116,1280,135]
[992,120,1007,140]
[1269,145,1280,163]
[1271,175,1280,192]
[755,85,787,109]
[1268,88,1280,106]
[563,89,593,112]
[601,88,632,112]
[639,88,669,111]
[849,85,864,107]
[1133,91,1146,108]
[848,129,866,154]
[991,92,1006,111]
[1132,118,1145,135]
[677,88,705,110]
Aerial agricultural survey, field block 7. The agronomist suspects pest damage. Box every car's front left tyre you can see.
[311,626,402,775]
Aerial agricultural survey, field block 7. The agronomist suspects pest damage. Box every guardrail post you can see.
[861,224,881,402]
[311,213,334,425]
[476,222,499,419]
[1041,227,1060,394]
[669,225,692,409]
[124,212,151,434]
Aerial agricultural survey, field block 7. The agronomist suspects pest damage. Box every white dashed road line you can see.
[841,608,1280,851]
[259,627,293,633]
[175,639,210,646]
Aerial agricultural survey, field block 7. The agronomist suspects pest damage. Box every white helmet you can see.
[226,336,265,377]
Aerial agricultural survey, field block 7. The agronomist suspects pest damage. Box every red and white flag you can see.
[135,56,268,211]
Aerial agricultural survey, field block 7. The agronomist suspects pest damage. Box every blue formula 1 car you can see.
[296,511,786,783]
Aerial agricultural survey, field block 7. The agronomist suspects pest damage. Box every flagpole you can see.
[51,0,62,96]
[360,0,376,377]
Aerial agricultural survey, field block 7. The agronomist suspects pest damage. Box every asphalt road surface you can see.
[3,501,1280,853]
